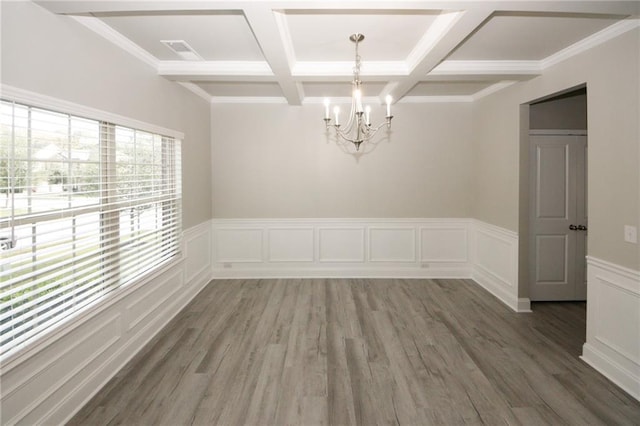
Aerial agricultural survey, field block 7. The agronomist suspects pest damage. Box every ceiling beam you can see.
[243,6,303,105]
[383,8,493,102]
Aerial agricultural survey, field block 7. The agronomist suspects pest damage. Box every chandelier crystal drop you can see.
[323,33,393,152]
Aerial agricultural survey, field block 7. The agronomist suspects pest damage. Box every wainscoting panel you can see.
[212,219,473,278]
[268,228,315,262]
[214,228,263,263]
[0,220,213,425]
[420,226,468,263]
[125,269,184,332]
[470,221,526,312]
[582,257,640,400]
[184,223,212,284]
[318,227,366,263]
[369,227,416,262]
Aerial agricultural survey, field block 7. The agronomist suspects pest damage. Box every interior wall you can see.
[211,102,473,219]
[0,1,212,229]
[472,28,640,272]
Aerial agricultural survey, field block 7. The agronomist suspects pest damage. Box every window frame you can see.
[0,86,184,360]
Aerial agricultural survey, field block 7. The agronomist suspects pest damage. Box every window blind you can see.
[0,100,182,356]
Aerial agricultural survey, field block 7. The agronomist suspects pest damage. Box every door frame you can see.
[517,83,588,305]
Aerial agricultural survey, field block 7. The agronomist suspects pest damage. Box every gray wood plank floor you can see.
[69,279,640,425]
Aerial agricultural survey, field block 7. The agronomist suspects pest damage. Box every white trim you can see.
[399,96,473,103]
[212,218,470,278]
[472,81,517,101]
[266,227,315,263]
[317,227,366,263]
[210,96,288,104]
[0,313,121,402]
[10,315,122,424]
[303,96,382,105]
[211,266,472,280]
[470,220,522,312]
[177,82,213,102]
[542,19,640,69]
[368,227,417,263]
[405,11,464,72]
[125,270,182,332]
[582,256,640,401]
[158,60,273,77]
[0,221,213,424]
[210,218,527,312]
[581,344,640,402]
[419,225,468,263]
[586,256,640,282]
[273,9,297,71]
[0,84,185,140]
[70,15,159,69]
[430,60,542,75]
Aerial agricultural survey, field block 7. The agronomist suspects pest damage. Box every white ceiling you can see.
[36,1,640,105]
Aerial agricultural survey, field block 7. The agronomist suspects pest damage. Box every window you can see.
[0,100,182,356]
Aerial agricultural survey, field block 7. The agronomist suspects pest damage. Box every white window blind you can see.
[0,100,182,356]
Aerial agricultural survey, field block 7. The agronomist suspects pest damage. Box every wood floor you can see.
[70,279,640,425]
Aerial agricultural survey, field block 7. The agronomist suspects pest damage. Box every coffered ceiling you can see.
[36,1,640,105]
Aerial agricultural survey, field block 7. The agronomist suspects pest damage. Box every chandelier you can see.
[323,33,393,152]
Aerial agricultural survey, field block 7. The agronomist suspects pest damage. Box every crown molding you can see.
[471,81,517,100]
[176,82,213,103]
[398,96,473,103]
[430,60,542,75]
[70,16,159,69]
[542,18,640,69]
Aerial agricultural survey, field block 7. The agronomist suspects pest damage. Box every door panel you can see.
[530,133,587,301]
[537,144,568,219]
[535,234,568,283]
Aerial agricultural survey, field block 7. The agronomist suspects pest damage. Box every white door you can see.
[529,132,587,301]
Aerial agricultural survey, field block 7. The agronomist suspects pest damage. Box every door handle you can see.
[569,224,578,230]
[577,225,587,231]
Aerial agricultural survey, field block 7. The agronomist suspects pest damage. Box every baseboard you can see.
[582,344,640,401]
[212,265,473,279]
[582,256,640,402]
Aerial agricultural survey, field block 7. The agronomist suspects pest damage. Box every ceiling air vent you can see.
[161,40,202,60]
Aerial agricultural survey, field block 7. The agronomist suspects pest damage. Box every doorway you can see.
[527,87,588,301]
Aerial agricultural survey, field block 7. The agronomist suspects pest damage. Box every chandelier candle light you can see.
[323,33,393,151]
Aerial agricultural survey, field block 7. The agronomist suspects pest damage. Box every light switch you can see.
[624,225,637,244]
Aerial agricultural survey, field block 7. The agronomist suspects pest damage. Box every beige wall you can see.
[472,28,640,271]
[0,1,212,229]
[211,102,473,218]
